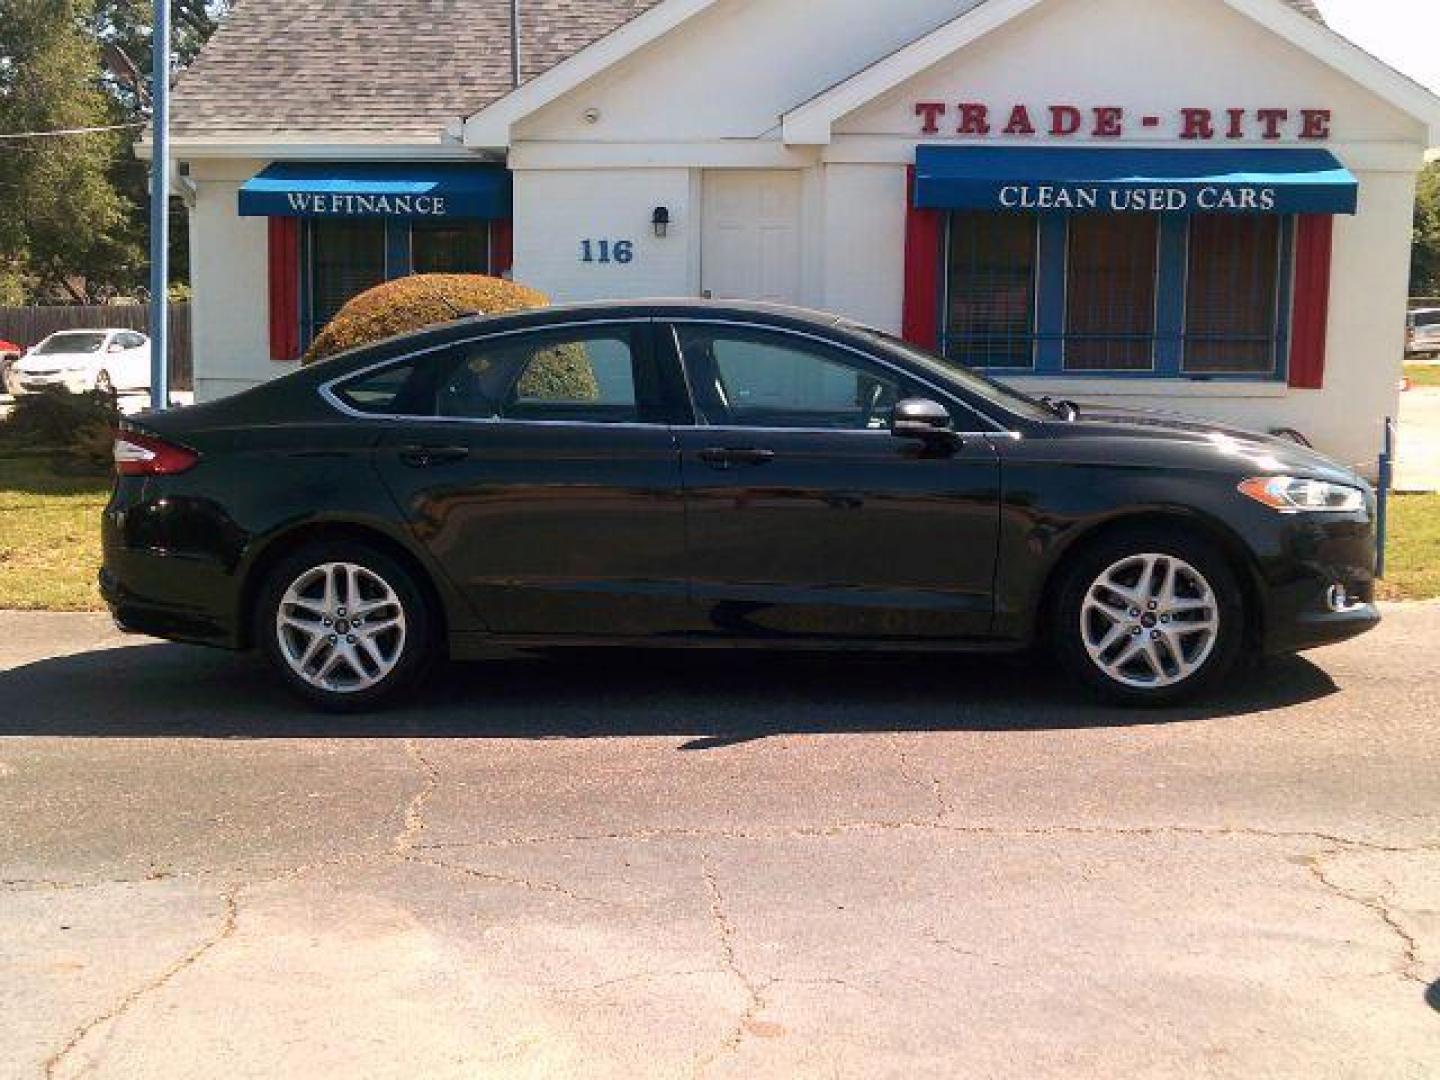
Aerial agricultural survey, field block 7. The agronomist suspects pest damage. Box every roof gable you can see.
[782,0,1440,145]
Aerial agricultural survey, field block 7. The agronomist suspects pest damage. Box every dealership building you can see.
[163,0,1440,470]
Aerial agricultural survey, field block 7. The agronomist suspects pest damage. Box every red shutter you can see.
[490,219,514,278]
[902,166,943,351]
[267,217,301,362]
[1288,214,1334,390]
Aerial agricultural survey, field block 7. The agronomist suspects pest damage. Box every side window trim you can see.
[662,318,1007,435]
[319,318,674,428]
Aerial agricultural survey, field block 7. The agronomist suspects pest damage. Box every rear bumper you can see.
[100,500,245,649]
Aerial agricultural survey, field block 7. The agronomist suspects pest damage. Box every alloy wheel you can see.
[275,562,407,693]
[1080,553,1220,690]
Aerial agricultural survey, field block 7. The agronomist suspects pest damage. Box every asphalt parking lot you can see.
[1,607,1437,1079]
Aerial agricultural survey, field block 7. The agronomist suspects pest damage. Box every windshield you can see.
[1414,311,1440,329]
[856,327,1057,422]
[35,332,107,355]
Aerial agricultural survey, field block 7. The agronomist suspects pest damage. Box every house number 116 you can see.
[580,239,635,265]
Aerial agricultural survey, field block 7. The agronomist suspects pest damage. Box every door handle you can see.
[699,447,776,470]
[399,445,470,468]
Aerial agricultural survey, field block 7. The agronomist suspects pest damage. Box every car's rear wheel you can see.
[257,541,432,711]
[1053,528,1244,706]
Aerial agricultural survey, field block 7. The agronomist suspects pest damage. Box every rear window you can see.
[330,360,426,415]
[35,332,107,355]
[1413,310,1440,329]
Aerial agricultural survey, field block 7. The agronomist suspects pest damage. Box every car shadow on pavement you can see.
[0,640,1339,740]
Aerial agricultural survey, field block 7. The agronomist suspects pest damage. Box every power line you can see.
[0,121,146,141]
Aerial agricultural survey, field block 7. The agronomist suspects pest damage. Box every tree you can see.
[0,0,139,301]
[1413,160,1440,298]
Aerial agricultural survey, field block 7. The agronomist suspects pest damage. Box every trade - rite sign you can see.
[913,103,1333,141]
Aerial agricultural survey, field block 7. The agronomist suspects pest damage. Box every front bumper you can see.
[16,373,91,395]
[1257,510,1382,655]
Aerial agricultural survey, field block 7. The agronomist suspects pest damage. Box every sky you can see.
[1319,0,1440,93]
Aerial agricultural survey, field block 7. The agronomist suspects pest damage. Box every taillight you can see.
[113,429,199,476]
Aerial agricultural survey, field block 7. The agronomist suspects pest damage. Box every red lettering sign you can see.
[1003,104,1036,136]
[1049,105,1082,137]
[1180,108,1215,140]
[1300,108,1332,140]
[909,102,1332,142]
[1092,107,1124,138]
[1257,108,1290,139]
[914,102,947,135]
[958,103,991,135]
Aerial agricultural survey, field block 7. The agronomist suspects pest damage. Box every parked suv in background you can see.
[12,329,151,396]
[1406,308,1440,358]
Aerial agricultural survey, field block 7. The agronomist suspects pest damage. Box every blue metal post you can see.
[148,0,170,411]
[1376,417,1395,580]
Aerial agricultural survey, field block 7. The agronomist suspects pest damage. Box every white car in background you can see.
[11,330,152,396]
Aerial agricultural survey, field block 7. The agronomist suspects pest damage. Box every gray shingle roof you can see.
[172,0,660,139]
[172,0,1327,141]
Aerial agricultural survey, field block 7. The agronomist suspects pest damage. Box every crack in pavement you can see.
[410,821,1438,855]
[889,736,948,821]
[694,854,767,1078]
[403,854,616,907]
[392,737,440,856]
[555,967,724,997]
[1305,851,1428,987]
[40,887,240,1080]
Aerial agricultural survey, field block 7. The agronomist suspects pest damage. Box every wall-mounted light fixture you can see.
[651,206,671,239]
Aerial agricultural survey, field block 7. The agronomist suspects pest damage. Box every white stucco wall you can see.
[512,168,697,302]
[187,159,292,402]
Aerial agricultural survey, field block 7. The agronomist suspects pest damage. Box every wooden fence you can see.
[0,304,193,390]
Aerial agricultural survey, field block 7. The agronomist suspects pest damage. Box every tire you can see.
[256,540,433,712]
[1051,527,1245,707]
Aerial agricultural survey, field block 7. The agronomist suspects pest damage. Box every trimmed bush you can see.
[302,274,550,364]
[1,388,118,448]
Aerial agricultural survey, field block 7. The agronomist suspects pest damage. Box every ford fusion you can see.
[100,301,1379,710]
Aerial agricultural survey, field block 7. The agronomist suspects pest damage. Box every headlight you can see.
[1238,476,1365,513]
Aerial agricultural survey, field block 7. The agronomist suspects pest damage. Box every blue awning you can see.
[914,147,1358,215]
[238,162,512,219]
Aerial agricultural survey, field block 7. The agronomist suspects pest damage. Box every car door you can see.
[666,321,1002,641]
[360,321,691,638]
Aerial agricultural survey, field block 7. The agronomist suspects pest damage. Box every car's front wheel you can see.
[1053,528,1244,706]
[257,541,432,711]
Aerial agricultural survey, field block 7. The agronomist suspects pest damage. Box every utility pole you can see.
[149,0,170,411]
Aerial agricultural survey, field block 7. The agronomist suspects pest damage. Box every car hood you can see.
[1061,401,1366,486]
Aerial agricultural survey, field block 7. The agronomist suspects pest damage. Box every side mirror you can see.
[892,398,960,447]
[107,342,125,353]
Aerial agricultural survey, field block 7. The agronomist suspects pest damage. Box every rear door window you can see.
[436,326,652,424]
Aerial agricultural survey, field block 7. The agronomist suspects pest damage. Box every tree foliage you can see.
[0,0,137,301]
[0,0,227,303]
[1413,160,1440,298]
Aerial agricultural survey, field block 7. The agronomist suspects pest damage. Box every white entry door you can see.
[701,171,803,305]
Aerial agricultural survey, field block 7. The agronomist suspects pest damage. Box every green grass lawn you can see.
[1380,492,1440,601]
[0,454,110,611]
[1405,363,1440,388]
[0,454,1437,612]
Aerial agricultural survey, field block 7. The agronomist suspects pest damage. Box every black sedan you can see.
[101,300,1379,710]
